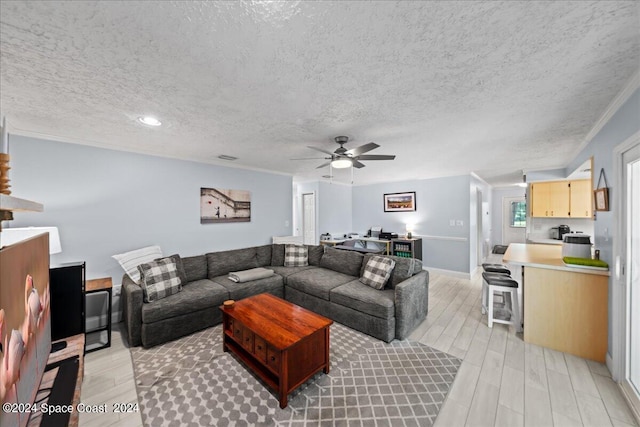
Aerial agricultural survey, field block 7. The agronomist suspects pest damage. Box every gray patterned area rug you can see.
[130,323,461,426]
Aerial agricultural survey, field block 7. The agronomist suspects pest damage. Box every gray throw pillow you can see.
[360,256,396,290]
[138,258,182,303]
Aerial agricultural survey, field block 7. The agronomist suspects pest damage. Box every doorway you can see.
[302,193,316,245]
[502,196,526,245]
[613,131,640,420]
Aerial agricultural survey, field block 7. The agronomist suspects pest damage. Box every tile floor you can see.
[79,257,639,426]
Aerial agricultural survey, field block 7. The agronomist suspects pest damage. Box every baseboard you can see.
[619,381,640,425]
[424,266,471,280]
[606,352,614,378]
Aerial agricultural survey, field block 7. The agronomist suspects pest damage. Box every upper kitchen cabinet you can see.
[569,179,593,218]
[530,179,592,218]
[531,181,570,217]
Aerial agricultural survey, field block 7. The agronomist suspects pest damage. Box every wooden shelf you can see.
[0,194,43,212]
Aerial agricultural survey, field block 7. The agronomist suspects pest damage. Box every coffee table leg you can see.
[323,327,330,374]
[279,351,288,408]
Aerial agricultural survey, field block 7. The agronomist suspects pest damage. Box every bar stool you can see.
[482,272,522,332]
[482,263,511,275]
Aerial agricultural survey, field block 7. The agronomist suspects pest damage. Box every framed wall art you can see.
[201,187,251,223]
[383,191,416,212]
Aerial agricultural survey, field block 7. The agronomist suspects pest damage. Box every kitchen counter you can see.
[525,237,563,246]
[503,243,608,276]
[502,243,608,362]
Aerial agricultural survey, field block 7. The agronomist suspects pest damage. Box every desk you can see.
[321,238,391,255]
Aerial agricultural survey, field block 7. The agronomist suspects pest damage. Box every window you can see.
[511,201,526,227]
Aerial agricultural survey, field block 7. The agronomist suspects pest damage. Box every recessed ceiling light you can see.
[137,116,162,126]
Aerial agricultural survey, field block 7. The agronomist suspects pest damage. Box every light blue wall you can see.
[564,88,640,356]
[526,168,566,182]
[352,175,472,273]
[7,136,293,285]
[318,181,352,237]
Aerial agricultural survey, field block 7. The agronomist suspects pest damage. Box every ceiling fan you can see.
[293,136,396,169]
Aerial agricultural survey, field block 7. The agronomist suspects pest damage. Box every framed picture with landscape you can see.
[384,191,416,212]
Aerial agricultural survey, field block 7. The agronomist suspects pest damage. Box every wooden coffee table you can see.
[221,293,333,408]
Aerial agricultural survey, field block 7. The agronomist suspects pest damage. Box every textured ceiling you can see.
[1,1,638,186]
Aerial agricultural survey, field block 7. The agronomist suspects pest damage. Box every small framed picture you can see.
[594,188,609,211]
[384,192,416,212]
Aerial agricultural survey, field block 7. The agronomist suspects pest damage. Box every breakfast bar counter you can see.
[503,243,609,362]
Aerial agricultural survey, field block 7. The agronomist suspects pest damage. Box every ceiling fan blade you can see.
[345,142,379,157]
[307,146,336,156]
[356,154,396,161]
[315,162,332,169]
[290,157,327,160]
[352,160,366,169]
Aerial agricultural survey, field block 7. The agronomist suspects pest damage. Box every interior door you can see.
[502,196,526,245]
[302,193,316,245]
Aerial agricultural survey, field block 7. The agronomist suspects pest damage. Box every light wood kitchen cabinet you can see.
[569,179,593,218]
[530,180,570,217]
[530,179,592,218]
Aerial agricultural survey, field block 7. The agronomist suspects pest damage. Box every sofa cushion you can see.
[155,254,188,286]
[207,247,258,278]
[211,274,284,300]
[320,246,364,276]
[330,280,395,320]
[361,254,423,289]
[285,244,308,267]
[286,268,355,301]
[138,258,182,303]
[269,266,317,282]
[271,244,285,266]
[307,245,324,266]
[182,255,208,282]
[255,245,272,267]
[113,245,163,283]
[360,256,396,290]
[141,279,229,324]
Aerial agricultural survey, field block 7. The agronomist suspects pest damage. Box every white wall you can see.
[470,175,492,273]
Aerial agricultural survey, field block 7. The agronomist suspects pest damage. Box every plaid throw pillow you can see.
[284,244,308,267]
[360,256,396,290]
[138,258,183,303]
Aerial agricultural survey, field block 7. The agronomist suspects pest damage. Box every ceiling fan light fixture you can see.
[331,158,352,169]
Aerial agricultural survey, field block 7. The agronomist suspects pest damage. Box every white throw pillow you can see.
[113,245,163,283]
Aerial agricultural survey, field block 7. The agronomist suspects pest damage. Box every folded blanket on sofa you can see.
[228,267,275,283]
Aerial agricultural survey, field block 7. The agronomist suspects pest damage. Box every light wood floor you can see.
[80,259,639,426]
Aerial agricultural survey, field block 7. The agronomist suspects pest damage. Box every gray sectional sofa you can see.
[122,244,429,348]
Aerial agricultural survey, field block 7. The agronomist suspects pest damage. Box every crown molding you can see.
[577,69,640,153]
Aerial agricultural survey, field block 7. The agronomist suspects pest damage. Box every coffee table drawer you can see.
[232,321,243,341]
[266,346,280,373]
[254,336,267,363]
[242,328,254,352]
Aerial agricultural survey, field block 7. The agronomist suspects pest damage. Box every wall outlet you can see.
[449,219,456,226]
[285,220,290,227]
[456,220,464,226]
